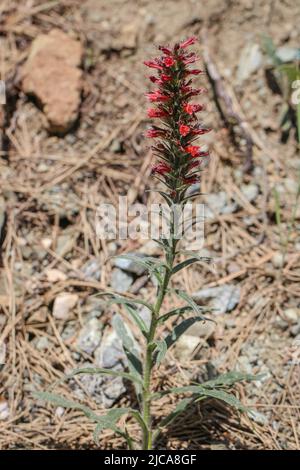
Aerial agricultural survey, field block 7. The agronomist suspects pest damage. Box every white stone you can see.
[52,293,78,320]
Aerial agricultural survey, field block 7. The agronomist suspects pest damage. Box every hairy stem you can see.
[141,211,177,450]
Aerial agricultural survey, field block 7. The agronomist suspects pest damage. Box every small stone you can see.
[77,318,102,354]
[0,401,9,420]
[174,334,201,360]
[35,336,49,351]
[140,240,161,256]
[272,252,284,269]
[237,43,262,82]
[52,293,78,320]
[186,320,216,338]
[290,322,300,337]
[55,406,65,418]
[0,341,6,364]
[276,46,300,63]
[56,234,75,257]
[81,258,101,281]
[113,253,147,276]
[248,410,268,426]
[241,184,259,203]
[283,308,299,324]
[111,268,133,293]
[21,29,83,133]
[204,192,237,219]
[95,331,125,368]
[45,268,67,282]
[192,284,240,314]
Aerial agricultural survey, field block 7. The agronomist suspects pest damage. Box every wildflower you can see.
[184,103,205,115]
[179,124,190,136]
[185,145,201,157]
[145,36,210,189]
[146,90,169,102]
[163,56,175,67]
[144,60,163,70]
[152,162,171,175]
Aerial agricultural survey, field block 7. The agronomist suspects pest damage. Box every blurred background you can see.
[0,0,299,450]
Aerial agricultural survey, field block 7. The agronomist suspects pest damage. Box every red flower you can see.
[186,69,204,75]
[184,103,205,115]
[158,45,172,55]
[183,175,199,185]
[145,128,164,138]
[179,124,190,136]
[192,127,211,135]
[144,60,163,70]
[163,56,175,67]
[146,90,169,102]
[185,145,201,157]
[152,162,171,175]
[179,36,197,49]
[160,74,172,82]
[147,108,168,118]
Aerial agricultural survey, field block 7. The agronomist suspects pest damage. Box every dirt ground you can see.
[0,0,299,450]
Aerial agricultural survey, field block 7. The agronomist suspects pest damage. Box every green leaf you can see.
[33,391,102,422]
[49,366,143,390]
[200,371,259,389]
[93,407,132,445]
[158,305,193,323]
[173,289,215,322]
[194,388,247,411]
[152,385,247,412]
[95,291,154,313]
[172,257,211,275]
[154,316,207,365]
[123,304,149,337]
[112,314,143,397]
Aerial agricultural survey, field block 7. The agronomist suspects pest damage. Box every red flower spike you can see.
[144,38,209,195]
[179,124,190,136]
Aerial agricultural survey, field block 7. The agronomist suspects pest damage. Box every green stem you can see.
[141,212,177,450]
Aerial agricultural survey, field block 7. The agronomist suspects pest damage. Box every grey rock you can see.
[77,318,102,355]
[61,323,77,341]
[52,293,78,320]
[237,43,262,82]
[283,308,299,324]
[186,320,216,338]
[290,321,300,337]
[56,234,75,257]
[248,410,268,426]
[204,192,237,219]
[272,252,284,269]
[101,376,126,407]
[0,401,9,420]
[192,284,240,314]
[111,268,133,293]
[237,355,253,374]
[113,253,147,276]
[138,306,152,329]
[81,258,101,281]
[95,331,125,369]
[174,334,201,360]
[241,184,259,203]
[276,46,300,63]
[35,336,49,351]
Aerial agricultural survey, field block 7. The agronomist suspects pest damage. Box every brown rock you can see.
[21,29,83,133]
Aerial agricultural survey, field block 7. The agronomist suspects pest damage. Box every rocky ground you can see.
[0,0,299,450]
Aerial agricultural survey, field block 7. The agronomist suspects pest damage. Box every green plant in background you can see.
[34,37,257,450]
[262,36,300,263]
